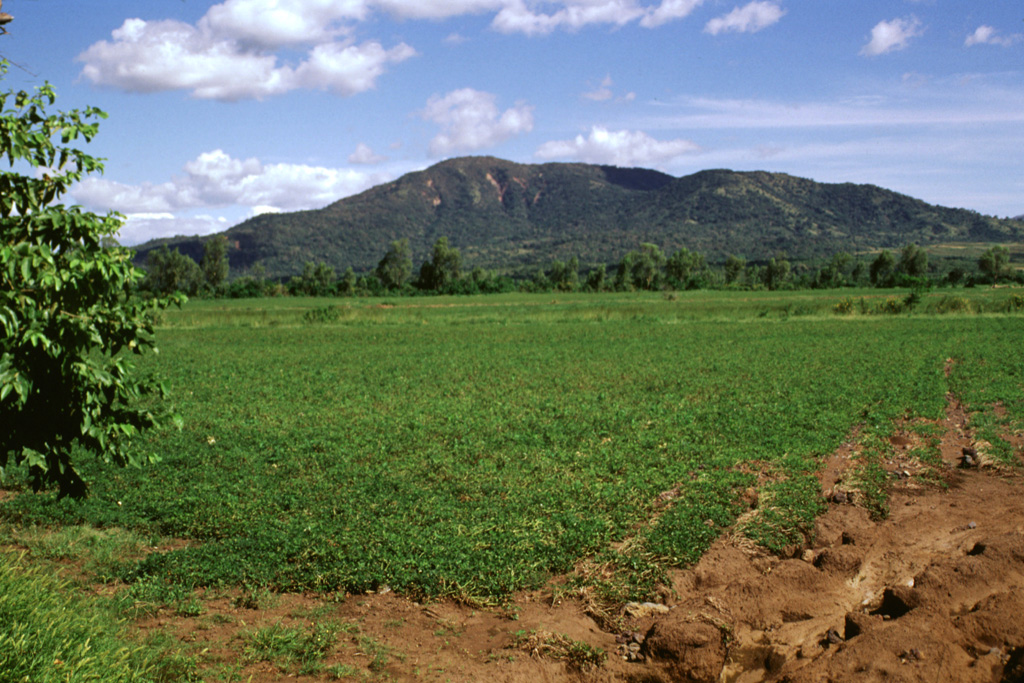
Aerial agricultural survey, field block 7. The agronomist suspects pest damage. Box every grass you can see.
[0,552,179,682]
[1,288,1022,677]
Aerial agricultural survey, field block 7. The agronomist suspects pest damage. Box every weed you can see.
[513,629,606,671]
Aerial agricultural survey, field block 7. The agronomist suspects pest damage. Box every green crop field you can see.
[3,289,1023,606]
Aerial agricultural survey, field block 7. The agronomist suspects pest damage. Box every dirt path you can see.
[129,395,1024,683]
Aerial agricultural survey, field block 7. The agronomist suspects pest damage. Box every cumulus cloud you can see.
[78,14,414,100]
[492,0,648,35]
[199,0,366,48]
[421,88,534,156]
[74,149,391,216]
[860,16,924,56]
[535,126,699,166]
[114,214,230,246]
[965,25,1021,48]
[704,1,784,35]
[640,0,703,29]
[348,143,389,164]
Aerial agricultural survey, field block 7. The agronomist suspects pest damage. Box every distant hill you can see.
[133,156,1024,279]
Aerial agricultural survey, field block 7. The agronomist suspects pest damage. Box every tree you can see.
[339,266,357,296]
[375,238,413,290]
[870,250,896,288]
[762,255,791,291]
[585,264,606,292]
[616,243,665,291]
[666,247,705,288]
[0,63,179,498]
[549,255,579,292]
[200,235,229,290]
[417,236,461,291]
[291,261,336,296]
[978,245,1010,283]
[723,254,746,285]
[142,245,203,296]
[898,243,928,279]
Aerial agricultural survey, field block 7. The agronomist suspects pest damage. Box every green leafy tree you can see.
[417,236,462,291]
[339,266,357,296]
[549,255,579,292]
[666,247,705,288]
[585,264,606,292]
[200,235,229,290]
[0,64,179,498]
[897,243,928,279]
[870,250,896,288]
[762,254,791,291]
[616,243,665,291]
[142,245,203,296]
[978,245,1010,283]
[375,238,413,290]
[723,254,746,285]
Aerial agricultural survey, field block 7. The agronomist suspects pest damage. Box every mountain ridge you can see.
[132,156,1024,278]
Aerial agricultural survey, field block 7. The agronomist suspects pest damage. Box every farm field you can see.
[2,288,1024,682]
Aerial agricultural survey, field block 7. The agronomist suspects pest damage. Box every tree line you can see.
[139,235,1020,299]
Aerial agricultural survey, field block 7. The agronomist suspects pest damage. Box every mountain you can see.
[133,156,1024,278]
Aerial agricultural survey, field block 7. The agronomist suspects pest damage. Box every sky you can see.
[1,0,1022,245]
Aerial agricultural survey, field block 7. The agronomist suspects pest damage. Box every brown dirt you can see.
[120,396,1024,683]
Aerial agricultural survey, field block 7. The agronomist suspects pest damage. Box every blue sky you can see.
[2,0,1021,244]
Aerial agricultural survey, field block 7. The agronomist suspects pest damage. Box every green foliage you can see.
[142,245,202,296]
[0,553,166,682]
[898,243,928,279]
[290,261,337,296]
[0,63,178,498]
[870,250,896,287]
[242,619,341,676]
[375,238,413,290]
[3,292,1022,606]
[723,254,746,285]
[417,236,461,291]
[978,245,1010,283]
[666,246,706,288]
[762,254,791,290]
[199,236,229,291]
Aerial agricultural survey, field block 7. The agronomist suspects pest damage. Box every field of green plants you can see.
[3,289,1023,610]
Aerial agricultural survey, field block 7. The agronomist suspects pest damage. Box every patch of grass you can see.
[242,619,340,675]
[742,471,828,553]
[113,576,205,619]
[512,629,606,671]
[0,552,175,682]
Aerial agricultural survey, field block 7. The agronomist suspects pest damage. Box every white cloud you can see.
[582,75,635,102]
[535,126,699,166]
[78,16,414,100]
[640,0,703,29]
[348,143,389,164]
[704,1,784,36]
[965,25,1021,48]
[75,149,392,216]
[374,0,507,20]
[115,214,229,246]
[860,16,924,56]
[492,0,647,36]
[199,0,365,48]
[293,41,417,96]
[421,88,534,156]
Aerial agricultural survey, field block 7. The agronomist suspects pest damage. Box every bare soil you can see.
[130,397,1024,683]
